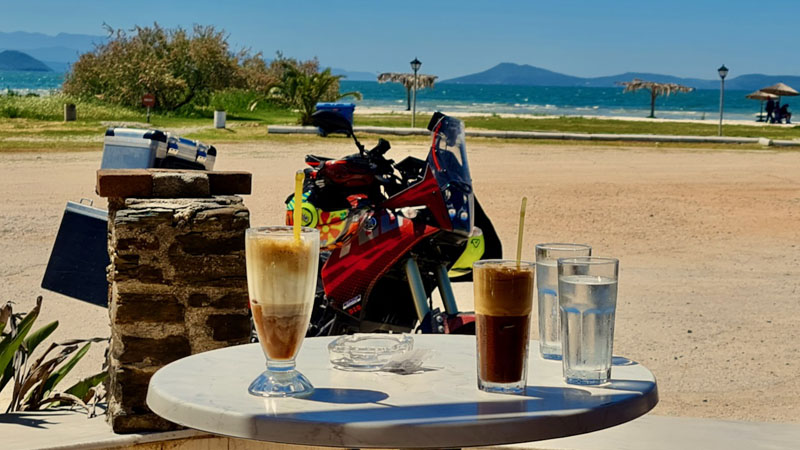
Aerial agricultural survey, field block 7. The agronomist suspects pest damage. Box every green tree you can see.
[273,62,362,125]
[64,24,252,110]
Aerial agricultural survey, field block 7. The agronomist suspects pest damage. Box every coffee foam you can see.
[246,234,318,307]
[473,263,534,316]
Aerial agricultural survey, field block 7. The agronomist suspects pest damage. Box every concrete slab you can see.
[500,415,800,450]
[3,409,799,450]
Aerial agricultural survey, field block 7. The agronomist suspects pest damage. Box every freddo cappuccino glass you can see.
[245,226,319,397]
[473,259,535,395]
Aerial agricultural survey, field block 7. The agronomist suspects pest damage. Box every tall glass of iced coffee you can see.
[473,259,535,395]
[245,226,319,397]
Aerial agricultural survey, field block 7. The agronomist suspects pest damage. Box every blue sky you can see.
[1,1,796,80]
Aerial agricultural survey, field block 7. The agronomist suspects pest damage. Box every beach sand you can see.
[1,138,798,423]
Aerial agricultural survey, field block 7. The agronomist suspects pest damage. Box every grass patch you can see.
[2,95,799,152]
[354,114,800,140]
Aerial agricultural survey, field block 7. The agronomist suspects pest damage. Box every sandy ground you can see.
[1,137,799,424]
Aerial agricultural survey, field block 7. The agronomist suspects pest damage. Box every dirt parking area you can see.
[1,137,798,422]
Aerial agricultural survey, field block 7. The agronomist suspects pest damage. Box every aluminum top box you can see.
[163,135,217,171]
[101,128,168,169]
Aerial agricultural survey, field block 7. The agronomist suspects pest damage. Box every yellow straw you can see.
[516,196,527,268]
[293,170,304,242]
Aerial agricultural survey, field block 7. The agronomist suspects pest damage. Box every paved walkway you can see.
[268,125,800,147]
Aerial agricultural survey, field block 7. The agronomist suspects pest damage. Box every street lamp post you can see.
[718,64,728,136]
[410,57,421,128]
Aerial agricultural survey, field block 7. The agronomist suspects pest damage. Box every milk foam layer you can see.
[246,234,319,308]
[474,262,535,316]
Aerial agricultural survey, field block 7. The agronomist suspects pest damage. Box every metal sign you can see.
[142,93,156,108]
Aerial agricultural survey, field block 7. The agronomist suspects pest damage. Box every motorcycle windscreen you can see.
[428,115,474,236]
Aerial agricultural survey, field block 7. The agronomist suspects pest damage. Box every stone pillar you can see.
[98,170,252,433]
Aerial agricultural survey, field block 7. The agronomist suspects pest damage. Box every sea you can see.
[0,71,767,121]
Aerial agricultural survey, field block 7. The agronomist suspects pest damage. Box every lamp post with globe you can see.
[410,58,421,128]
[718,64,728,136]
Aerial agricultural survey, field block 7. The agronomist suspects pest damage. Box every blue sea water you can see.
[341,80,763,121]
[0,71,65,95]
[0,70,769,121]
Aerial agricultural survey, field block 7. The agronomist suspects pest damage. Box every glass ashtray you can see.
[328,334,414,371]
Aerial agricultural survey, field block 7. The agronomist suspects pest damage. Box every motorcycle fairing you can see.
[382,166,451,231]
[321,209,438,308]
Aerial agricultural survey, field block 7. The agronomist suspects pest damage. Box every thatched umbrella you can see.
[759,82,799,111]
[377,72,438,110]
[617,79,694,118]
[760,82,799,97]
[745,90,778,121]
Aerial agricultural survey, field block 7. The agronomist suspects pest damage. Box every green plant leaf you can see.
[24,321,58,356]
[0,321,58,394]
[40,342,91,398]
[64,371,107,402]
[0,299,40,378]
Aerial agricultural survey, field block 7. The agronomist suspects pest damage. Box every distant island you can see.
[442,62,800,91]
[0,50,52,72]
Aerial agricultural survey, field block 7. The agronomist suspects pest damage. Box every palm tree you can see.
[377,73,438,110]
[617,79,694,118]
[274,64,362,125]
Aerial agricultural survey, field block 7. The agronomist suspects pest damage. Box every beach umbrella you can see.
[745,90,778,101]
[760,82,799,97]
[759,83,799,118]
[616,79,694,118]
[377,72,438,110]
[745,90,778,121]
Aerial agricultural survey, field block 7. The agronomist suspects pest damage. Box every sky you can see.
[1,1,797,80]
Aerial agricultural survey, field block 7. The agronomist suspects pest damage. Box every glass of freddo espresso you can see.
[473,259,535,395]
[245,226,319,397]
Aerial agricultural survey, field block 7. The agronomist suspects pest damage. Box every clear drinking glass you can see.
[473,260,535,395]
[535,243,592,360]
[245,226,320,397]
[557,257,618,385]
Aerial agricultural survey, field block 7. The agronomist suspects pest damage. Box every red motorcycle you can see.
[287,111,501,336]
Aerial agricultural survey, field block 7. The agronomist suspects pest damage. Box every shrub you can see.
[64,23,246,110]
[271,62,361,125]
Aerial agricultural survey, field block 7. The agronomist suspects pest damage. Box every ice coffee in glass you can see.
[245,226,319,397]
[474,260,535,395]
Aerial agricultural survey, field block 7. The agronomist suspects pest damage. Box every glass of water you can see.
[557,257,618,385]
[535,243,592,360]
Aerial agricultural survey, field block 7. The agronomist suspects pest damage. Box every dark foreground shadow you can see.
[306,388,389,404]
[0,411,74,428]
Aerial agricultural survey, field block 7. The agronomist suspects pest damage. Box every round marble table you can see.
[147,335,658,448]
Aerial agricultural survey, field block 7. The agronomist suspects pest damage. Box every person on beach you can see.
[766,98,776,123]
[779,104,791,124]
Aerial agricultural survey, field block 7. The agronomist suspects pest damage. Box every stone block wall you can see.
[105,194,251,433]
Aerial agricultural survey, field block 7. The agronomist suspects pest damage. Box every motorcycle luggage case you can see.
[41,201,110,307]
[101,128,167,169]
[162,135,211,170]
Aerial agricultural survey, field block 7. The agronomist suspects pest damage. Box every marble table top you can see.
[147,335,658,448]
